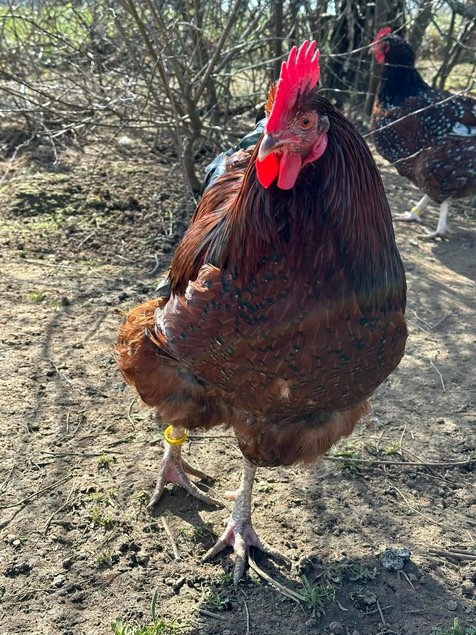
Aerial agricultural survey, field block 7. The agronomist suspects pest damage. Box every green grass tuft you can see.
[432,619,476,635]
[110,590,183,634]
[299,576,336,618]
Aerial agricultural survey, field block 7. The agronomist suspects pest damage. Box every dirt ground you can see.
[0,130,475,635]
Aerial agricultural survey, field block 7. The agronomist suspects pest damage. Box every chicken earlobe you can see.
[148,425,221,508]
[203,457,284,585]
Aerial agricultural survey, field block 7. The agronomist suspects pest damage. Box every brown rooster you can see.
[117,41,407,584]
[370,27,476,239]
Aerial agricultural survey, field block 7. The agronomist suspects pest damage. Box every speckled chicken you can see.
[116,41,407,584]
[370,28,476,239]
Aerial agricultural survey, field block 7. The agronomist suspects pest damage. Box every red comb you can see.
[267,40,320,133]
[373,27,392,44]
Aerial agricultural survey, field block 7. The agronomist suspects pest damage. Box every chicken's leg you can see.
[149,425,221,508]
[423,200,450,240]
[203,457,283,585]
[395,193,429,222]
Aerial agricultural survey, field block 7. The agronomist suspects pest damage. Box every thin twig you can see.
[429,548,476,562]
[248,551,302,603]
[0,466,15,496]
[161,516,181,560]
[0,475,72,510]
[127,399,137,429]
[399,570,415,590]
[77,231,96,249]
[43,481,77,535]
[324,456,474,468]
[376,600,387,626]
[196,608,227,620]
[241,590,251,635]
[430,358,446,392]
[391,486,460,532]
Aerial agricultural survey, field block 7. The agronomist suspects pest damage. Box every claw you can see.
[422,227,450,241]
[203,458,287,585]
[149,441,222,508]
[394,210,422,223]
[203,516,285,585]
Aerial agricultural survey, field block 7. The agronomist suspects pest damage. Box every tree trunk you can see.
[408,2,434,55]
[273,0,284,80]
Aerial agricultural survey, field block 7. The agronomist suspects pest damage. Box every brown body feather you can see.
[117,94,407,468]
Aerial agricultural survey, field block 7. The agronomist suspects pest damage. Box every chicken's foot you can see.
[203,457,284,585]
[423,200,450,240]
[149,425,221,508]
[395,193,430,223]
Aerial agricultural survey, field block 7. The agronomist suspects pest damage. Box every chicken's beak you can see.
[258,133,282,161]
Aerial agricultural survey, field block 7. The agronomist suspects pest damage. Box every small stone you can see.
[329,622,346,634]
[173,576,186,592]
[461,580,475,596]
[53,574,66,588]
[62,557,73,570]
[446,600,458,611]
[381,547,411,571]
[136,553,150,566]
[361,590,377,606]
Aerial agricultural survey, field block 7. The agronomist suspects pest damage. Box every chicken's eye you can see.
[299,115,314,129]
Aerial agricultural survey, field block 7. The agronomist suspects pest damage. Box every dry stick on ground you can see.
[324,456,474,468]
[376,599,387,626]
[0,474,72,510]
[248,550,303,604]
[391,486,463,533]
[429,548,476,562]
[197,608,227,620]
[241,590,251,635]
[127,399,137,429]
[43,481,77,535]
[430,355,446,392]
[398,570,415,590]
[161,516,181,560]
[0,466,15,496]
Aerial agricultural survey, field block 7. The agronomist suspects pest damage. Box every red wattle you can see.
[277,151,302,190]
[256,152,280,188]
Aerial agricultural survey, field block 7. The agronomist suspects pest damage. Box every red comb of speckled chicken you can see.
[372,26,392,45]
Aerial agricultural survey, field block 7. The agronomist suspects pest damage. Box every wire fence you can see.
[0,0,474,192]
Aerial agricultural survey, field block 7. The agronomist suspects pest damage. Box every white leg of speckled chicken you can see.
[395,193,430,222]
[149,425,221,508]
[424,199,450,240]
[203,457,284,585]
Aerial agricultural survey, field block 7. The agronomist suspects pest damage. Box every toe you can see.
[180,478,222,506]
[149,474,167,508]
[181,457,214,481]
[202,534,231,562]
[395,211,421,223]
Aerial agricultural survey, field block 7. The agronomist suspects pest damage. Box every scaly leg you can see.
[423,200,450,240]
[203,457,283,585]
[395,193,430,223]
[149,425,221,508]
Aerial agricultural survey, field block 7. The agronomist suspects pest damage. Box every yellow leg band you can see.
[164,425,187,446]
[411,206,422,217]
